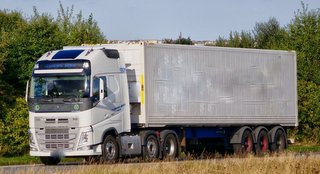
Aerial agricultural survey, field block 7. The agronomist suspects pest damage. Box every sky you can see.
[1,0,320,41]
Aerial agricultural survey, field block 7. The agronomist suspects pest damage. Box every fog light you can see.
[77,146,91,151]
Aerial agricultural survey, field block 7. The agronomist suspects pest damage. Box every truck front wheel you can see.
[102,135,119,162]
[40,156,61,165]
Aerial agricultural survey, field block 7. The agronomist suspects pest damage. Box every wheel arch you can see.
[139,130,158,146]
[101,128,118,143]
[253,126,269,143]
[269,126,287,147]
[230,126,254,144]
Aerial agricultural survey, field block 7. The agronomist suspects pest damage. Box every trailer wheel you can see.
[163,133,178,159]
[233,129,254,154]
[143,134,159,160]
[255,129,269,154]
[102,135,119,162]
[270,129,286,152]
[40,156,61,165]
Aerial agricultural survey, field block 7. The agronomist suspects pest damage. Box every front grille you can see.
[34,117,79,151]
[45,143,73,149]
[45,134,69,140]
[58,119,69,123]
[45,119,56,124]
[45,128,69,134]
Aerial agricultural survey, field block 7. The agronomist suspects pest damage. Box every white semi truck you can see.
[26,44,298,165]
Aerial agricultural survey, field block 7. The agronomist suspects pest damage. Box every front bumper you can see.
[30,145,102,157]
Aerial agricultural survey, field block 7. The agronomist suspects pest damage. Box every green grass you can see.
[0,155,83,166]
[0,156,39,166]
[287,144,320,153]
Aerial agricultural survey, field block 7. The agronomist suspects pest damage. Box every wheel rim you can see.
[261,135,268,151]
[105,141,116,159]
[244,134,253,152]
[276,132,285,150]
[147,137,157,157]
[164,138,175,156]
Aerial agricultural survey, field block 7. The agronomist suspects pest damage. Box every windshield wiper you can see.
[62,94,80,102]
[40,95,53,102]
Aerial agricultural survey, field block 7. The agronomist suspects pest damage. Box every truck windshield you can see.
[29,75,90,99]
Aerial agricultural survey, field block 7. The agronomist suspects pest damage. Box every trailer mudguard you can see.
[253,126,269,143]
[230,126,254,144]
[269,126,287,147]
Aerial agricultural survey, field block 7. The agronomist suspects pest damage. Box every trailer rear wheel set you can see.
[232,126,287,155]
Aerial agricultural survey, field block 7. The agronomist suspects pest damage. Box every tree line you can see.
[0,3,319,156]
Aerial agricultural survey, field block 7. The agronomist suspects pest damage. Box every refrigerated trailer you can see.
[26,44,297,165]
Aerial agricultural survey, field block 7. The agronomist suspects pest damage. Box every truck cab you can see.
[27,47,130,164]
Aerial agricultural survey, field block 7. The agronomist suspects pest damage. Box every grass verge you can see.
[287,144,320,153]
[0,144,319,166]
[0,156,83,166]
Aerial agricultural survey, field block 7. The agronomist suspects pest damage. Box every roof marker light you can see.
[83,62,90,69]
[34,63,39,69]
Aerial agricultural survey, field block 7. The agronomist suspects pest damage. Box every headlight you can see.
[78,129,92,147]
[29,129,38,151]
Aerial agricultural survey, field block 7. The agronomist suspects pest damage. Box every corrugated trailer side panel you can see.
[144,45,297,127]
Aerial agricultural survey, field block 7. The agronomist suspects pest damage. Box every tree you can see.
[253,17,288,49]
[0,10,26,118]
[287,3,320,84]
[163,33,193,45]
[0,98,29,156]
[57,2,106,45]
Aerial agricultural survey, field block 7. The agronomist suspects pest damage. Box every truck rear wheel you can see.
[255,129,269,154]
[270,129,286,152]
[40,156,61,165]
[143,134,159,160]
[162,133,178,159]
[233,129,254,154]
[102,135,119,162]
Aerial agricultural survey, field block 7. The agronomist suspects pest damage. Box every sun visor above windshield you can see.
[52,50,84,59]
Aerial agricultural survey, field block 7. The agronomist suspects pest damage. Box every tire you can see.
[233,129,254,154]
[270,129,286,152]
[40,156,61,165]
[102,135,119,162]
[143,134,159,160]
[255,129,269,154]
[162,134,178,159]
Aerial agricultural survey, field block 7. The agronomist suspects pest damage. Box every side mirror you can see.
[99,78,105,101]
[25,80,30,102]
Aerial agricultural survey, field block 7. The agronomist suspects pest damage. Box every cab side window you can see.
[107,75,120,102]
[100,76,108,98]
[92,77,100,102]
